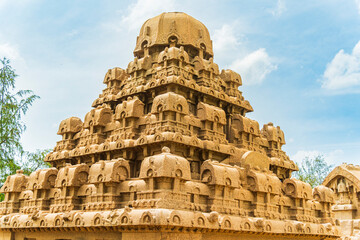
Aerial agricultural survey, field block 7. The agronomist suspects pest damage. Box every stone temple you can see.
[323,164,360,239]
[0,12,339,240]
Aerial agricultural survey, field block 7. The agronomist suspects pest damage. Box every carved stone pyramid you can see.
[0,12,339,240]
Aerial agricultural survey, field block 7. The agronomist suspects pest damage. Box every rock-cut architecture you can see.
[323,164,360,239]
[0,12,339,240]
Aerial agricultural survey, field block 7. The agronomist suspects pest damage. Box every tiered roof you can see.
[0,12,339,240]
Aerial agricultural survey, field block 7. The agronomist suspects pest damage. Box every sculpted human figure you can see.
[337,178,350,204]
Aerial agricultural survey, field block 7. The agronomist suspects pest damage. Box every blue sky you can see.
[1,0,360,166]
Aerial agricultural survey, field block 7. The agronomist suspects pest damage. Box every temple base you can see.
[0,230,338,240]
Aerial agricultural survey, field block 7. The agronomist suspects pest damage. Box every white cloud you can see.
[0,0,36,11]
[0,43,26,70]
[212,22,276,85]
[66,29,79,38]
[0,43,21,61]
[213,24,240,53]
[291,149,344,166]
[355,0,360,14]
[121,0,176,31]
[230,48,277,85]
[292,150,322,163]
[270,0,287,17]
[0,43,27,78]
[321,40,360,91]
[0,0,9,9]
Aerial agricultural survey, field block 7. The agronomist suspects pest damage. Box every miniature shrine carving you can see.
[0,12,339,240]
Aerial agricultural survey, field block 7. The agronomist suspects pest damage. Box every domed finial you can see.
[162,146,171,153]
[134,12,213,58]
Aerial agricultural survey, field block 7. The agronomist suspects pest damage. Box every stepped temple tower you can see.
[0,12,339,240]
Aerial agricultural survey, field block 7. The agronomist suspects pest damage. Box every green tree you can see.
[20,149,51,176]
[0,58,50,200]
[293,155,333,188]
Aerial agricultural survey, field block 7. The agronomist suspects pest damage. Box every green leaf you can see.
[292,155,333,188]
[0,57,49,194]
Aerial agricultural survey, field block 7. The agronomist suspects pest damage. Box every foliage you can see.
[0,58,51,201]
[293,155,333,188]
[0,149,51,202]
[20,149,51,175]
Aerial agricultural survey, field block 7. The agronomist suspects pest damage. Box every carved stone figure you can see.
[0,12,339,240]
[323,164,360,239]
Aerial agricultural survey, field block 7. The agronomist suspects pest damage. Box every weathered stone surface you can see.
[323,164,360,239]
[0,12,339,240]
